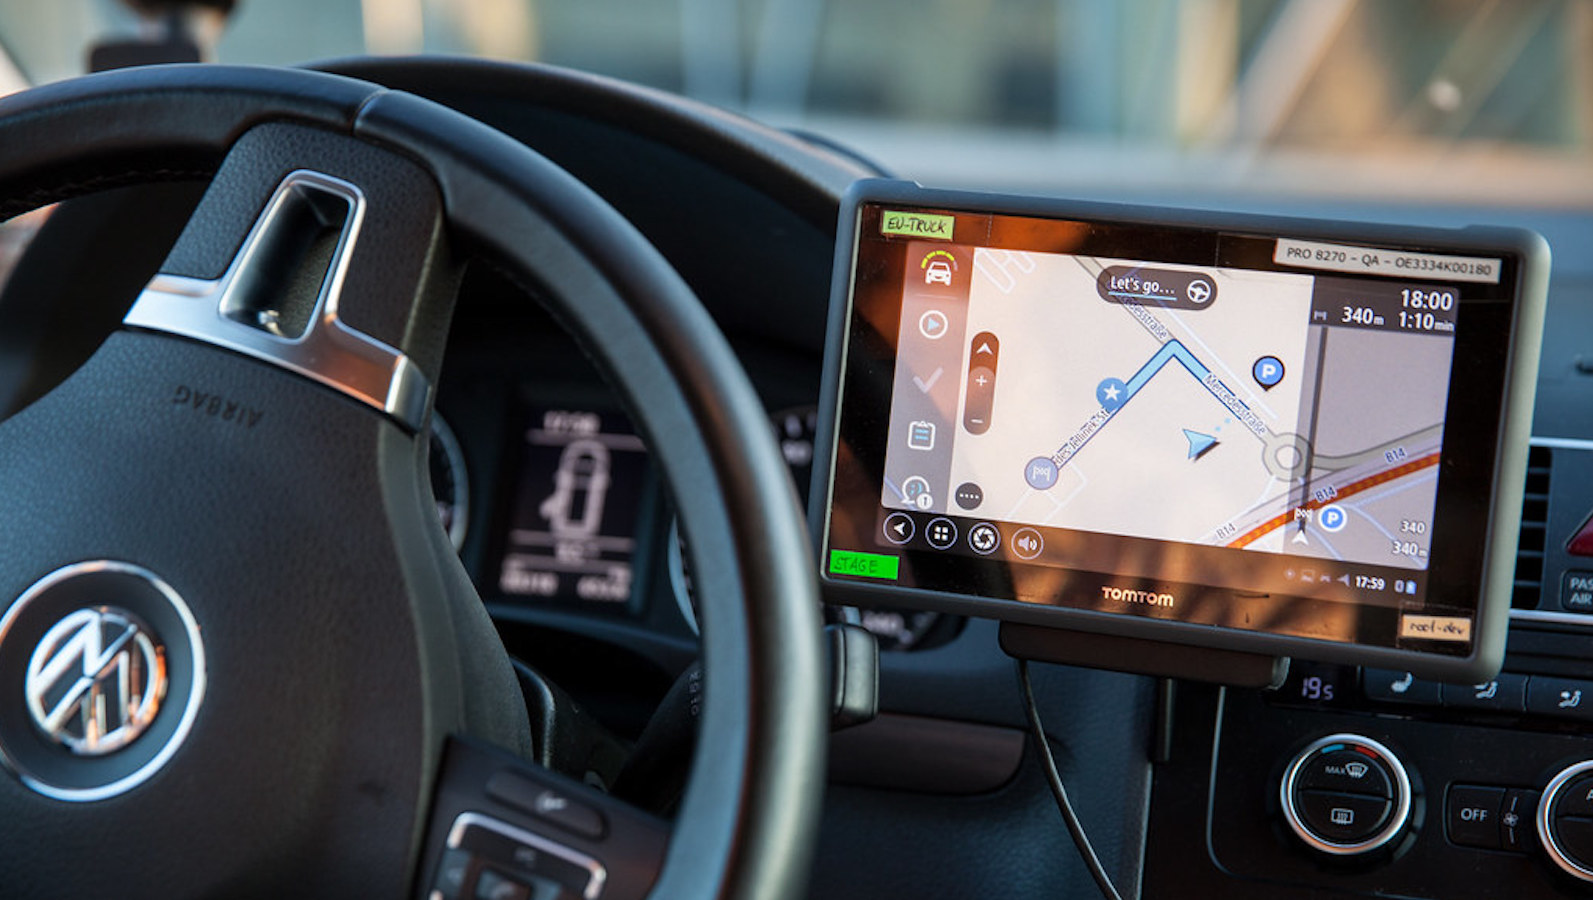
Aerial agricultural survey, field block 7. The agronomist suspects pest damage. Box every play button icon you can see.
[883,512,915,545]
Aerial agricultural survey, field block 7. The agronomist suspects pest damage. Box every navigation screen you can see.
[887,246,1452,573]
[819,190,1540,676]
[497,405,649,605]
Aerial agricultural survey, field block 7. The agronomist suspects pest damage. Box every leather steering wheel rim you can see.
[0,64,825,899]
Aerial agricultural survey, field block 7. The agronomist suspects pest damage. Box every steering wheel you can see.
[0,65,826,899]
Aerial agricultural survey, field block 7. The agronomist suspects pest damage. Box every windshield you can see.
[0,0,1588,205]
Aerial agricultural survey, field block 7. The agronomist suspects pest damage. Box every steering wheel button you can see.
[450,814,602,898]
[1446,785,1505,849]
[474,869,531,900]
[432,848,474,900]
[1297,749,1393,798]
[486,772,607,840]
[1296,790,1391,844]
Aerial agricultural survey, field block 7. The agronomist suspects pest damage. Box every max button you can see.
[1297,749,1392,798]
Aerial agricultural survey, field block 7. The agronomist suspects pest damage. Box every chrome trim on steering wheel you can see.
[124,170,432,431]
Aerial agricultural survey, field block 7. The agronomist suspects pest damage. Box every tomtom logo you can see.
[1101,586,1176,607]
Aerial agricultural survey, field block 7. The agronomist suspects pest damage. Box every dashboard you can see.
[363,59,1593,896]
[430,307,955,659]
[321,61,1593,899]
[424,258,967,741]
[8,56,1593,899]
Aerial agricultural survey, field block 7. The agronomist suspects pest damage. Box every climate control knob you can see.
[1280,733,1413,856]
[1537,761,1593,882]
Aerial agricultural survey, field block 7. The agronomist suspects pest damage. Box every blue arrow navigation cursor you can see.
[1183,429,1218,460]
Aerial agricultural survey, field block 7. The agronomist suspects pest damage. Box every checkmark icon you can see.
[912,367,943,393]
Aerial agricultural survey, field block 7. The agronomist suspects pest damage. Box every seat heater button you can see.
[1446,785,1504,849]
[1296,790,1391,844]
[1363,668,1441,706]
[1297,749,1393,798]
[487,771,607,840]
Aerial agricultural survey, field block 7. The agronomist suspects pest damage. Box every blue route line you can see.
[1123,339,1210,398]
[1060,339,1252,467]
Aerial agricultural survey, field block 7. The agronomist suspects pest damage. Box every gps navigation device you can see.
[812,181,1546,682]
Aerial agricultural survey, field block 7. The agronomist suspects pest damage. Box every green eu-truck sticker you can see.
[828,549,900,580]
[881,210,955,241]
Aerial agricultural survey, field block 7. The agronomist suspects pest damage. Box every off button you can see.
[1447,785,1505,849]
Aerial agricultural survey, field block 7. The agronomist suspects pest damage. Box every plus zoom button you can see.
[963,332,999,434]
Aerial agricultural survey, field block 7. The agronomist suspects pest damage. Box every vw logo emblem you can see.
[0,561,205,801]
[25,607,167,755]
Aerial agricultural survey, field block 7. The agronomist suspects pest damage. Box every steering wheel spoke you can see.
[0,64,825,900]
[123,120,459,432]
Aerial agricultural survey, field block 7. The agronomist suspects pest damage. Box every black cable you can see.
[1018,658,1126,900]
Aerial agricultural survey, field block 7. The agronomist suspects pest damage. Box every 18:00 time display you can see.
[1399,287,1457,333]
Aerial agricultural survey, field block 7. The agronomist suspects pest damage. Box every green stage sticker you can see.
[828,549,900,580]
[881,210,955,240]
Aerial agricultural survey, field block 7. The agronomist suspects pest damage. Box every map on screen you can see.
[884,246,1456,572]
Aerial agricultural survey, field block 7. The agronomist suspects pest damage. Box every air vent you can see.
[1513,444,1553,610]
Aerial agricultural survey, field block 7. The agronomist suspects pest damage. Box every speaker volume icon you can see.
[1011,527,1043,560]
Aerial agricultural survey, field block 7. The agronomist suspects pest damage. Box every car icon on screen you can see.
[924,260,953,285]
[540,438,612,538]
